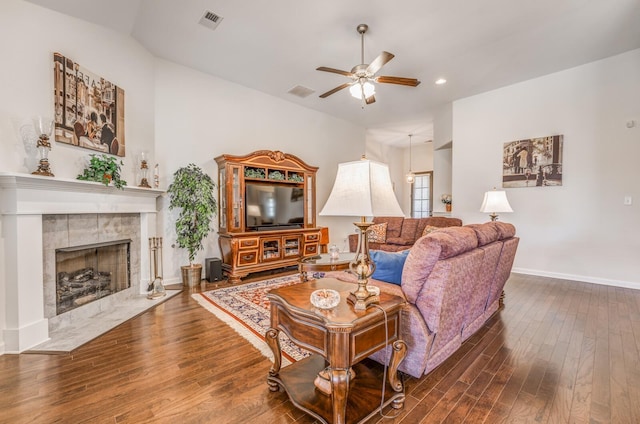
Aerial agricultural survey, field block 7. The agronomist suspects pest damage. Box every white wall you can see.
[154,59,365,280]
[0,0,156,355]
[398,142,434,215]
[452,49,640,288]
[0,0,156,181]
[433,104,453,214]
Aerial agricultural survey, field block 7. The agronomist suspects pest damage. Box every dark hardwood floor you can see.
[1,272,639,423]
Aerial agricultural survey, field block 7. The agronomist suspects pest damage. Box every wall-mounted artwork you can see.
[53,53,125,157]
[503,135,563,188]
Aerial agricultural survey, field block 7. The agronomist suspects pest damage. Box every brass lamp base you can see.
[347,291,380,310]
[138,178,151,188]
[348,220,380,311]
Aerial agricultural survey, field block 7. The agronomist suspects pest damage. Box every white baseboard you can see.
[512,267,639,290]
[163,277,182,285]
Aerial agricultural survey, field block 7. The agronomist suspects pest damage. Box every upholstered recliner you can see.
[327,221,519,378]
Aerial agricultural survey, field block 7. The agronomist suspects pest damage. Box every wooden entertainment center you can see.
[215,150,321,283]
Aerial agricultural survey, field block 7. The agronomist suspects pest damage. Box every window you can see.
[411,172,433,218]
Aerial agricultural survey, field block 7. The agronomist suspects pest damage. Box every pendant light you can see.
[406,134,415,183]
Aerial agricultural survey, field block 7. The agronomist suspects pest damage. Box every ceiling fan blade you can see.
[319,82,352,98]
[376,76,421,87]
[366,51,394,75]
[316,67,354,77]
[365,94,376,105]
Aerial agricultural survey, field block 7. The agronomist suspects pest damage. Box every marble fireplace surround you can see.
[0,173,165,353]
[43,214,140,332]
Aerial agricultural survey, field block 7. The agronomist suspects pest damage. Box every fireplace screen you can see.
[56,239,131,315]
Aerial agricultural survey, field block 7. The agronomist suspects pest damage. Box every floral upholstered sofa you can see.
[348,216,463,252]
[327,221,519,378]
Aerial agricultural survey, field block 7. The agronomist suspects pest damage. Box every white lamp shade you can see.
[320,159,403,217]
[479,190,514,213]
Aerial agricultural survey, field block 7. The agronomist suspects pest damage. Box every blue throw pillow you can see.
[370,249,410,285]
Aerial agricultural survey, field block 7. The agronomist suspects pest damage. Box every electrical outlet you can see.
[624,196,632,206]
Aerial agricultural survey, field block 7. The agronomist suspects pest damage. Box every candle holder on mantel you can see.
[32,116,55,177]
[138,151,151,188]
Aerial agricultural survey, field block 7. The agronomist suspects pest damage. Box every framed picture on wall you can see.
[502,135,563,188]
[53,52,125,157]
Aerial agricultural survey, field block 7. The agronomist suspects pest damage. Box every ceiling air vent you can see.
[287,85,315,98]
[199,10,223,31]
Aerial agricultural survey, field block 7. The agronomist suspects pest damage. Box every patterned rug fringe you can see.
[191,274,311,366]
[190,292,290,366]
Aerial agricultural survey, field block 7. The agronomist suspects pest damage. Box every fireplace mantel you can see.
[0,172,165,354]
[0,172,164,215]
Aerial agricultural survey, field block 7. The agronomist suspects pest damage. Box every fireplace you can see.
[42,213,141,332]
[0,173,163,353]
[56,240,131,315]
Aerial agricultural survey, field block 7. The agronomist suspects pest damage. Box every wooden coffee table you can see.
[298,252,356,282]
[266,278,407,424]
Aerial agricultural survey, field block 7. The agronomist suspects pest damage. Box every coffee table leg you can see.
[330,368,350,424]
[265,327,282,392]
[388,340,407,409]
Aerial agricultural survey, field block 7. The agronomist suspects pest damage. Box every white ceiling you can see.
[28,0,640,146]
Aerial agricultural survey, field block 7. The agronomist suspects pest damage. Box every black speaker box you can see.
[205,258,223,282]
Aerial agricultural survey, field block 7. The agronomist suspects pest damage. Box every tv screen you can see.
[245,182,305,230]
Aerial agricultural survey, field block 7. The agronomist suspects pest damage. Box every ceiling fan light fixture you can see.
[349,80,375,99]
[316,24,419,104]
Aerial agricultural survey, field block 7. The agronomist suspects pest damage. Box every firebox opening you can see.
[56,239,131,315]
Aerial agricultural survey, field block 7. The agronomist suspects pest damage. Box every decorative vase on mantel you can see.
[445,204,452,212]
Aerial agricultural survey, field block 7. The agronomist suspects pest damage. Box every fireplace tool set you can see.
[147,237,166,299]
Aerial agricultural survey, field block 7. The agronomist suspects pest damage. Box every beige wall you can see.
[153,59,365,280]
[452,49,640,287]
[0,0,155,181]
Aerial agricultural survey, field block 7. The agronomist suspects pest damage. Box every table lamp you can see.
[319,158,403,310]
[480,188,513,221]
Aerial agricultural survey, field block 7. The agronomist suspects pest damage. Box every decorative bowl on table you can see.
[310,289,340,309]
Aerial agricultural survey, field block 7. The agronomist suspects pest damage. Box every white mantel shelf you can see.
[0,172,165,215]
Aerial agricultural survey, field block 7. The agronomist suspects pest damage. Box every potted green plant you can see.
[167,163,217,287]
[77,154,127,189]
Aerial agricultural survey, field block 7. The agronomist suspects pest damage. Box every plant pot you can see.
[181,264,202,288]
[445,204,452,212]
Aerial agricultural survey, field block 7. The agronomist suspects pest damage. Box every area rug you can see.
[191,274,312,366]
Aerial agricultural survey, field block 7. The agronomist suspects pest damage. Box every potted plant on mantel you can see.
[167,163,217,287]
[76,153,127,189]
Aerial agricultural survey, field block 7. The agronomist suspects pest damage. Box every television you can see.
[245,182,305,230]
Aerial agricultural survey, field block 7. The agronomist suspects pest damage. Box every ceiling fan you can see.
[316,24,421,105]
